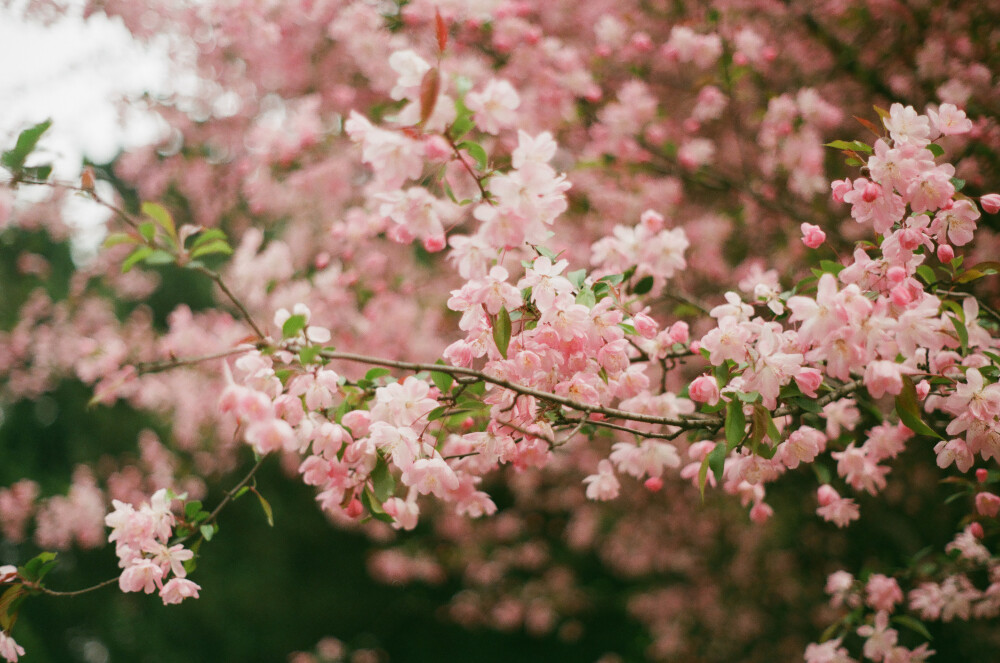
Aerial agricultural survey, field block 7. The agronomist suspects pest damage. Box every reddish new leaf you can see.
[419,67,440,126]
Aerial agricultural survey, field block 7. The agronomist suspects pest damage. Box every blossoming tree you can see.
[2,0,1000,661]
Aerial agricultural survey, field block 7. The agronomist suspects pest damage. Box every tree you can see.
[2,1,1000,661]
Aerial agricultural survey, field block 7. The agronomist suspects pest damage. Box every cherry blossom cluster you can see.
[104,489,201,605]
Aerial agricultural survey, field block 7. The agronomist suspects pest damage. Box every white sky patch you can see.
[0,2,172,258]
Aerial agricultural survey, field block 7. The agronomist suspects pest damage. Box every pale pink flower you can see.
[866,574,904,612]
[159,577,201,605]
[466,79,520,134]
[0,632,24,663]
[583,460,620,501]
[801,223,826,248]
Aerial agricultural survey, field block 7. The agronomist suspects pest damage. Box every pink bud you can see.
[682,117,701,133]
[749,501,773,523]
[640,210,665,232]
[794,367,824,397]
[668,321,690,344]
[461,417,475,431]
[633,312,658,339]
[689,340,702,353]
[937,244,955,263]
[976,493,1000,518]
[970,522,985,539]
[345,498,364,519]
[644,476,664,492]
[977,468,990,483]
[862,181,881,203]
[422,234,446,253]
[732,52,749,66]
[817,484,840,507]
[886,265,907,283]
[762,46,777,61]
[915,380,931,400]
[595,44,611,57]
[981,193,1000,214]
[800,223,826,249]
[890,285,913,307]
[688,375,721,405]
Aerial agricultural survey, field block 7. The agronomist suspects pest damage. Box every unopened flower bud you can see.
[80,166,96,192]
[936,244,955,263]
[977,468,989,483]
[980,193,1000,214]
[345,498,364,519]
[644,477,663,492]
[969,522,984,539]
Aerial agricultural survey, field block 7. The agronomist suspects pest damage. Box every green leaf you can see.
[725,400,746,449]
[927,143,945,157]
[282,314,308,339]
[819,260,845,275]
[632,275,654,295]
[255,490,274,527]
[535,246,558,261]
[951,177,965,192]
[189,228,228,249]
[823,139,872,154]
[430,369,453,394]
[892,615,933,641]
[576,287,596,308]
[894,375,942,439]
[21,164,52,180]
[2,119,52,170]
[449,115,474,141]
[144,249,175,265]
[21,551,57,583]
[0,584,26,631]
[184,500,203,520]
[361,487,394,524]
[121,246,154,273]
[697,454,711,500]
[567,269,587,290]
[915,264,936,285]
[103,232,138,248]
[190,240,233,259]
[845,157,864,167]
[370,456,396,502]
[458,141,488,170]
[365,367,392,381]
[200,524,216,541]
[707,442,727,486]
[142,201,176,239]
[298,346,321,364]
[598,273,625,286]
[950,315,969,351]
[493,307,512,359]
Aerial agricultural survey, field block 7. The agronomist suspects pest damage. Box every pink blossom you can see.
[0,632,24,663]
[801,223,826,248]
[866,574,904,612]
[688,375,720,405]
[159,577,202,605]
[981,194,1000,214]
[583,460,620,501]
[466,79,520,134]
[976,492,1000,517]
[816,485,860,527]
